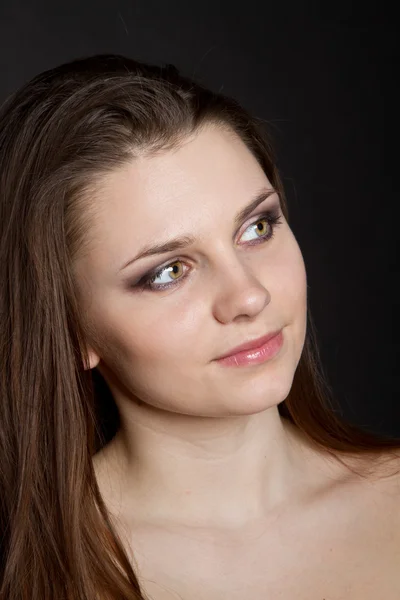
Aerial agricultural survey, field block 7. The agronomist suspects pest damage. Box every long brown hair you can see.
[1,53,399,600]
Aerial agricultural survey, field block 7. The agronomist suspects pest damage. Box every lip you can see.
[214,329,283,360]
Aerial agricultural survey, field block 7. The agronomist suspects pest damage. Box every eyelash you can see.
[136,208,283,292]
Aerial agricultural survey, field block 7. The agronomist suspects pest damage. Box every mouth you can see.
[214,328,283,361]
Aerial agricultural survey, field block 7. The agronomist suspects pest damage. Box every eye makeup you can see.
[133,205,283,293]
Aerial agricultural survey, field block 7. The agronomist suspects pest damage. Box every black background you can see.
[1,1,398,437]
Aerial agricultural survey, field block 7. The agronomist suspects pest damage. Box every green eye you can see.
[137,207,283,292]
[241,216,270,242]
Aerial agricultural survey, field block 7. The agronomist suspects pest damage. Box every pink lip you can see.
[214,329,284,367]
[215,329,283,360]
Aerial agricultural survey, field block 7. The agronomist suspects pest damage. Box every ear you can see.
[83,347,101,371]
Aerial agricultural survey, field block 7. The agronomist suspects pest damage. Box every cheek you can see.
[285,249,307,308]
[119,306,198,365]
[268,233,307,308]
[280,239,308,344]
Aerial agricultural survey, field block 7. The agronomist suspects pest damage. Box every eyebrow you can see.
[119,186,278,271]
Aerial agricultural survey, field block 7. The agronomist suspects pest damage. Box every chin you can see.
[215,382,291,417]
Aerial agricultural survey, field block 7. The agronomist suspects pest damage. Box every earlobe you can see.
[83,348,100,371]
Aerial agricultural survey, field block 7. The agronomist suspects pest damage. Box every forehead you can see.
[98,126,266,214]
[81,125,270,271]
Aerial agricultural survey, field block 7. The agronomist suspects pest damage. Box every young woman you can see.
[0,54,399,600]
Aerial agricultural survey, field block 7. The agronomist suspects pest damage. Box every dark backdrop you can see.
[1,2,398,438]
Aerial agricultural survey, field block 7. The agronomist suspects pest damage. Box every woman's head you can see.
[1,54,398,600]
[76,122,307,422]
[3,53,301,421]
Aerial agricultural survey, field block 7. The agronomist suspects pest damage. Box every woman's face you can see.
[75,125,307,417]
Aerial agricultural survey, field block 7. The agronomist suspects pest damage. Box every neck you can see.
[94,405,322,530]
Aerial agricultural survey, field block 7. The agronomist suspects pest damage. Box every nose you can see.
[211,254,271,324]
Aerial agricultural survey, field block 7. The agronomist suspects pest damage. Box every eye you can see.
[142,260,187,289]
[136,208,283,292]
[240,213,277,243]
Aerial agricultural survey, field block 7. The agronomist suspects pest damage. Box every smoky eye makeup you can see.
[128,200,283,293]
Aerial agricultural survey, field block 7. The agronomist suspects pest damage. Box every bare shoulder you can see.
[360,447,400,490]
[337,447,400,535]
[372,448,400,514]
[330,446,400,499]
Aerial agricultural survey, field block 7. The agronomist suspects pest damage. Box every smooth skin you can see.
[73,125,400,599]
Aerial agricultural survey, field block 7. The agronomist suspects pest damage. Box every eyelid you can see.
[240,205,271,232]
[139,206,272,275]
[134,205,282,290]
